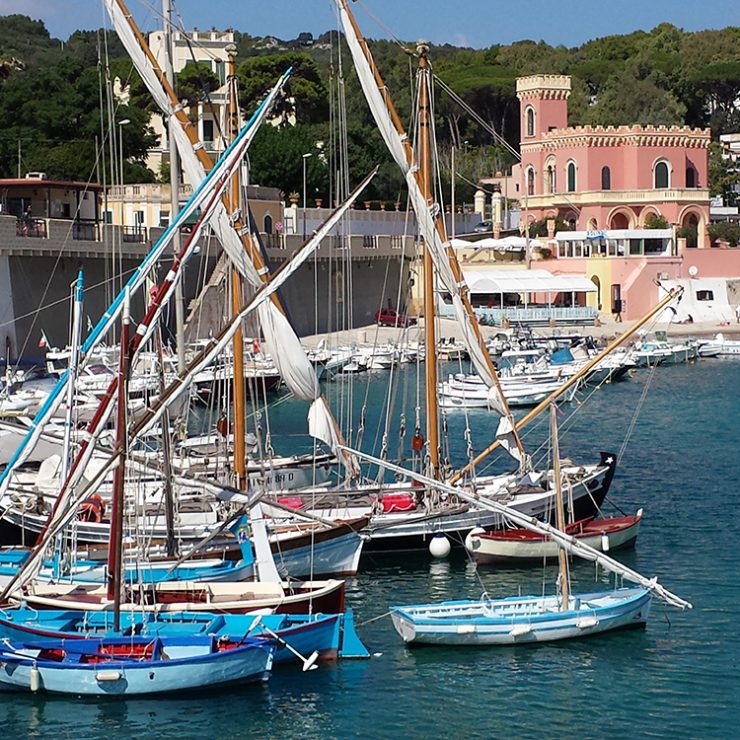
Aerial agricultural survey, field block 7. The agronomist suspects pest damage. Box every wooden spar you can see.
[448,285,684,484]
[0,174,378,602]
[28,144,244,551]
[107,289,130,631]
[227,45,247,490]
[550,403,569,611]
[162,0,186,374]
[417,46,439,478]
[336,0,523,459]
[112,0,282,311]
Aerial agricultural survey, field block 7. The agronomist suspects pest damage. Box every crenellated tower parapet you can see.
[525,123,711,151]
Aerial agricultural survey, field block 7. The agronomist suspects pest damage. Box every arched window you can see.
[654,161,670,189]
[526,167,535,196]
[525,107,535,137]
[601,166,611,191]
[566,161,577,192]
[546,165,555,194]
[686,166,696,188]
[263,213,273,234]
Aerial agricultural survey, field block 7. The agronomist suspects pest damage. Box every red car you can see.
[374,309,417,327]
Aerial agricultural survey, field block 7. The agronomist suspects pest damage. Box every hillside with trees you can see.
[0,15,738,204]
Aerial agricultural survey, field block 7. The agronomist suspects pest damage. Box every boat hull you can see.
[0,635,274,695]
[468,514,641,564]
[0,609,370,663]
[390,587,651,646]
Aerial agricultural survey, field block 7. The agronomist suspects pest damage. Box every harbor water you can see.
[2,358,738,738]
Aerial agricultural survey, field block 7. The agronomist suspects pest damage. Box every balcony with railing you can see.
[15,218,46,238]
[122,225,148,243]
[72,220,98,241]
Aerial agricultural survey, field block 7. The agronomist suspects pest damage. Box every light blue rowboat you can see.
[390,587,651,646]
[0,634,275,695]
[0,607,370,663]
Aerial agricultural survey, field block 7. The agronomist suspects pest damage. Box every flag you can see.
[38,331,49,349]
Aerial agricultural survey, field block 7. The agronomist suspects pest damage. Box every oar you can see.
[245,616,319,672]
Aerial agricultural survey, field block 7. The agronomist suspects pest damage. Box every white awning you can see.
[554,229,673,241]
[469,236,542,249]
[461,269,597,294]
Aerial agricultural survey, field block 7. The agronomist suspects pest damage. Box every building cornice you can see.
[521,124,711,151]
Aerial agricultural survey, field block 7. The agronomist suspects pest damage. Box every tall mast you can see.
[334,0,524,465]
[417,44,439,478]
[107,289,130,632]
[162,0,186,373]
[550,403,569,610]
[226,44,248,490]
[61,269,84,483]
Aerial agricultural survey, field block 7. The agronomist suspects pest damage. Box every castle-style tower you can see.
[516,75,571,140]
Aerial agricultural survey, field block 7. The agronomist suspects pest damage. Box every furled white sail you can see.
[107,0,353,459]
[336,2,503,412]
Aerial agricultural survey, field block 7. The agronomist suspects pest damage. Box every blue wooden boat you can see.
[0,548,253,588]
[390,587,651,646]
[0,634,275,695]
[0,607,370,663]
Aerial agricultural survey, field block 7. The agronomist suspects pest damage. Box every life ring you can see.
[411,433,424,453]
[78,494,105,523]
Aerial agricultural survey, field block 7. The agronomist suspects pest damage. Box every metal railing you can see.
[15,218,46,238]
[72,221,98,241]
[438,303,597,325]
[122,225,147,243]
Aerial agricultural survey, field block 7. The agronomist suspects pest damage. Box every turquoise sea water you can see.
[2,358,738,738]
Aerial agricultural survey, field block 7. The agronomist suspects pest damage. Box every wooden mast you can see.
[550,403,569,610]
[107,289,130,632]
[226,44,247,490]
[112,0,280,307]
[336,0,524,463]
[417,43,439,478]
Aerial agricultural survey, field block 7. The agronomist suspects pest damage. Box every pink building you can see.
[516,74,711,243]
[504,75,739,321]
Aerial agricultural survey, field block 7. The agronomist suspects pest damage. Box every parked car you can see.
[374,309,417,327]
[473,220,492,233]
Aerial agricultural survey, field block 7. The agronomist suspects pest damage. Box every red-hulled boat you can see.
[466,510,642,565]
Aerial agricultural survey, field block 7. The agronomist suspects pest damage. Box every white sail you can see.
[340,445,692,610]
[107,0,356,460]
[336,2,503,410]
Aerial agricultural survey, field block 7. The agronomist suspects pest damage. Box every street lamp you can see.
[302,152,312,238]
[118,119,131,187]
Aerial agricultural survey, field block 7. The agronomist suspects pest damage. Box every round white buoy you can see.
[600,532,610,552]
[464,526,486,552]
[429,533,451,558]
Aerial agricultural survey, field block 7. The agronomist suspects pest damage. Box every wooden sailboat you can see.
[0,608,370,663]
[0,633,275,695]
[466,512,642,565]
[388,407,653,645]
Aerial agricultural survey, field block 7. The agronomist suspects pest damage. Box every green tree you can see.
[175,61,220,109]
[708,141,740,206]
[237,52,327,125]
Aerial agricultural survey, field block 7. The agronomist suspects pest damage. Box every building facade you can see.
[515,75,712,247]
